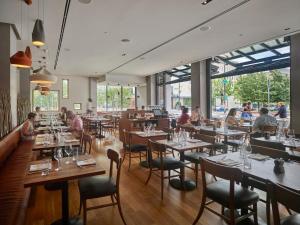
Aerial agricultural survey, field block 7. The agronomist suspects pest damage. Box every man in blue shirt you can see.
[274,102,287,118]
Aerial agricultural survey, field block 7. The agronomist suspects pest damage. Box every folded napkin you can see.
[187,139,201,143]
[35,141,44,146]
[77,158,96,166]
[64,139,79,143]
[248,153,270,161]
[29,163,52,172]
[218,159,242,167]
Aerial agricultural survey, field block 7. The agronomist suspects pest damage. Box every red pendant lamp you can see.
[10,46,32,68]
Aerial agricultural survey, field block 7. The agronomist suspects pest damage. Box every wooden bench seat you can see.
[0,125,34,225]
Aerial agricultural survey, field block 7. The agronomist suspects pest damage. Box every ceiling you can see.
[0,0,300,77]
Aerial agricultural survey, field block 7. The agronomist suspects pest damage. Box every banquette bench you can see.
[0,124,34,225]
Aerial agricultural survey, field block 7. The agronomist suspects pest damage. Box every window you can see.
[97,85,107,111]
[107,86,121,111]
[74,103,82,110]
[122,86,135,110]
[170,80,191,111]
[62,79,69,99]
[32,90,59,111]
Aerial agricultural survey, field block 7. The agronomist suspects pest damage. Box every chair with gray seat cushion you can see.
[145,139,185,200]
[78,149,127,225]
[268,181,300,225]
[199,129,228,154]
[193,158,259,225]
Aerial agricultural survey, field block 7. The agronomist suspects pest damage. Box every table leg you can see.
[169,152,196,191]
[51,181,82,225]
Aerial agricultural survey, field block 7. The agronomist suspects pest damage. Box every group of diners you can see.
[21,106,84,141]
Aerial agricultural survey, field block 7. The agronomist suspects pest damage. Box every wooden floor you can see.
[25,136,287,225]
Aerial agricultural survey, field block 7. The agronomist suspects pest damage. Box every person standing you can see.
[274,102,287,118]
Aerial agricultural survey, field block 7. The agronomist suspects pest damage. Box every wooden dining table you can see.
[208,152,300,192]
[84,117,110,138]
[24,155,105,225]
[254,136,300,149]
[156,139,212,191]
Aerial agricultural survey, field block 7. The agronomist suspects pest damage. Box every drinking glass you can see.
[243,143,252,169]
[54,149,63,171]
[64,145,72,164]
[41,158,51,176]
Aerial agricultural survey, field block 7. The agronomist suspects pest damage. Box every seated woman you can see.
[60,107,68,124]
[21,112,37,141]
[190,106,203,126]
[67,110,83,139]
[241,103,251,120]
[177,107,190,125]
[225,108,239,126]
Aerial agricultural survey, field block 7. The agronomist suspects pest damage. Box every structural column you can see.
[88,77,97,114]
[290,33,300,135]
[146,75,156,107]
[191,60,211,118]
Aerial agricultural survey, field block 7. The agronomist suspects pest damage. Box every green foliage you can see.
[33,90,59,111]
[212,78,234,105]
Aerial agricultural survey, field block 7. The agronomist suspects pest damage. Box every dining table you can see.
[84,117,110,138]
[35,125,69,133]
[194,126,247,141]
[208,152,300,192]
[254,136,300,149]
[24,155,105,225]
[156,139,212,191]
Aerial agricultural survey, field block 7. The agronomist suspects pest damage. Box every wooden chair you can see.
[81,133,93,154]
[145,139,185,200]
[268,182,300,225]
[122,129,147,170]
[183,134,213,186]
[248,145,290,225]
[193,158,259,225]
[78,149,127,225]
[250,138,285,151]
[225,126,249,152]
[261,125,277,135]
[199,129,228,154]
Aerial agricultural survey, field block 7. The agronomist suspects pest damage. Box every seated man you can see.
[21,112,37,141]
[67,110,83,138]
[253,107,277,135]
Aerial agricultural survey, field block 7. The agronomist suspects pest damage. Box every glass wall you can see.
[170,80,191,112]
[97,84,136,111]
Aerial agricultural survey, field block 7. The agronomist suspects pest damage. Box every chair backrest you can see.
[251,145,289,160]
[199,129,216,137]
[147,139,166,164]
[107,149,122,189]
[268,181,300,225]
[81,133,93,154]
[122,129,130,145]
[193,133,215,144]
[250,138,285,151]
[261,125,277,134]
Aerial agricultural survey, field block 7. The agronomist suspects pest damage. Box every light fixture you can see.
[10,46,32,68]
[32,19,45,46]
[78,0,92,4]
[40,86,50,95]
[121,39,130,43]
[200,26,211,31]
[202,0,212,5]
[30,67,57,84]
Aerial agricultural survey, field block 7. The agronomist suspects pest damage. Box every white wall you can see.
[31,75,93,114]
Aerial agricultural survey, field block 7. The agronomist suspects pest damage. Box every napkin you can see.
[29,163,52,172]
[64,139,79,143]
[218,159,242,167]
[248,153,270,161]
[76,158,96,166]
[187,139,201,143]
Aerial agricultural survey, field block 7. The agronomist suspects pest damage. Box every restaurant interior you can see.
[1,0,300,225]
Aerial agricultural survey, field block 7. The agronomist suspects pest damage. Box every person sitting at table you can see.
[274,102,287,119]
[67,110,83,138]
[21,112,37,141]
[225,108,239,126]
[190,106,203,126]
[177,107,190,125]
[241,103,252,120]
[253,107,277,134]
[35,106,42,120]
[60,106,68,123]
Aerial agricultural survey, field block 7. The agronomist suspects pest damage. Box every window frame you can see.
[73,103,82,110]
[32,90,60,112]
[62,79,69,99]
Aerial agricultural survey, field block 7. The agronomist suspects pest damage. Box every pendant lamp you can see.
[40,86,50,95]
[32,19,45,46]
[30,67,57,84]
[10,46,32,68]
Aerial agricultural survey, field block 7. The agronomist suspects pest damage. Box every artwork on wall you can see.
[0,90,12,139]
[74,103,82,110]
[17,95,31,126]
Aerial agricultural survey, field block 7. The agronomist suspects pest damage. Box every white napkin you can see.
[29,163,52,172]
[76,158,96,166]
[248,153,270,161]
[64,139,79,143]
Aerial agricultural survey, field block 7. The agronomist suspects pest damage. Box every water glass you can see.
[54,149,63,171]
[244,156,252,170]
[41,158,51,176]
[64,145,73,164]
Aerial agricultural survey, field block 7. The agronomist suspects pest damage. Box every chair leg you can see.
[161,170,164,200]
[111,194,115,204]
[168,170,171,182]
[195,164,198,187]
[78,197,82,215]
[221,206,225,215]
[116,193,127,225]
[266,194,271,225]
[192,195,206,225]
[83,199,87,225]
[253,203,258,225]
[128,151,132,171]
[145,167,152,184]
[229,208,235,225]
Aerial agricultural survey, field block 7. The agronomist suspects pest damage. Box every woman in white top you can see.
[21,112,37,141]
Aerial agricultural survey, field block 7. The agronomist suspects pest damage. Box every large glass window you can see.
[62,79,69,99]
[122,86,135,110]
[170,80,191,111]
[97,85,107,111]
[32,90,59,111]
[107,86,121,111]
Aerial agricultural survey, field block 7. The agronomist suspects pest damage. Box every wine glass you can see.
[64,145,72,164]
[54,149,63,171]
[41,158,51,176]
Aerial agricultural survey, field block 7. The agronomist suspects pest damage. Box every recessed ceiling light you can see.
[121,39,130,43]
[202,0,212,5]
[284,27,291,31]
[200,26,211,31]
[78,0,92,4]
[104,31,108,34]
[122,53,127,56]
[239,34,243,37]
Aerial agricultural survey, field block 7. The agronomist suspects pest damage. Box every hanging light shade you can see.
[10,47,32,68]
[40,86,50,95]
[30,68,57,84]
[32,19,45,46]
